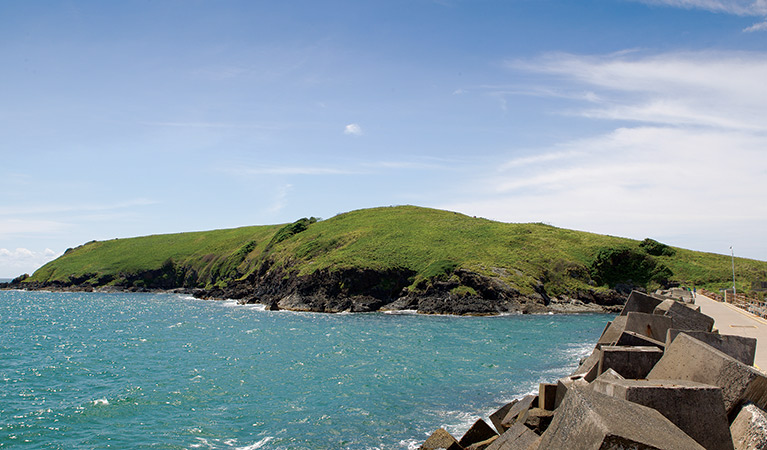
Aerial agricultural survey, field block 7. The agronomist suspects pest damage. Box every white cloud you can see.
[0,247,62,277]
[344,123,363,136]
[446,51,767,261]
[744,20,767,31]
[509,51,767,132]
[635,0,767,15]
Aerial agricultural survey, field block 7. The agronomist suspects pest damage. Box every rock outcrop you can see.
[4,262,627,315]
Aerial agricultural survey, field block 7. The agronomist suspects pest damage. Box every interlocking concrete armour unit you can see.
[620,290,664,316]
[730,403,767,450]
[589,378,733,450]
[648,333,767,415]
[420,428,462,450]
[624,311,673,342]
[500,394,537,430]
[486,423,540,450]
[614,330,665,349]
[537,387,705,450]
[666,329,757,366]
[654,298,715,332]
[538,383,558,411]
[597,346,664,380]
[458,419,498,449]
[489,401,516,434]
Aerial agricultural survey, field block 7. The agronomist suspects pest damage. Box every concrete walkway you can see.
[695,293,767,372]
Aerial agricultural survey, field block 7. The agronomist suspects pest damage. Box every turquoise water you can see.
[1,290,610,449]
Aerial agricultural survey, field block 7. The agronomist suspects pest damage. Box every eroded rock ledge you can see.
[191,267,625,315]
[2,267,626,315]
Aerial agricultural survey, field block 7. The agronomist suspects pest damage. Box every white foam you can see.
[383,309,419,315]
[92,398,109,406]
[235,437,273,450]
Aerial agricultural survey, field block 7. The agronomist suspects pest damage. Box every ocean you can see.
[0,290,610,449]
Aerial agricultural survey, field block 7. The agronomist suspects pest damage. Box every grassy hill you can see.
[22,206,767,301]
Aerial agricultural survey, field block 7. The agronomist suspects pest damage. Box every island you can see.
[3,206,766,315]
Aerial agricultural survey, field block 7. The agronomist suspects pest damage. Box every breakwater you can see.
[419,289,767,449]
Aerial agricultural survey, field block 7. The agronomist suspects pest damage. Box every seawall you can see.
[419,289,767,449]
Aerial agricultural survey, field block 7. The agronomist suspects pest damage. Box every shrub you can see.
[639,238,676,257]
[590,246,672,288]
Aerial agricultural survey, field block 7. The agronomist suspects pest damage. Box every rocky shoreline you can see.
[419,289,767,449]
[0,267,626,315]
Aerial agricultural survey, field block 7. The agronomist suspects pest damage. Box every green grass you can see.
[26,205,767,296]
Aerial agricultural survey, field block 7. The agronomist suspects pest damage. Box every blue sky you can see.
[2,0,767,277]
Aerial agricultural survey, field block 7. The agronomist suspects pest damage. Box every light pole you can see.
[730,246,736,300]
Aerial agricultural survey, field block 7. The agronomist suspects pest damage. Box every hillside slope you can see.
[12,206,767,314]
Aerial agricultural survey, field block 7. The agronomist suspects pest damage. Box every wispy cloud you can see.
[267,184,293,214]
[228,158,456,177]
[508,51,767,131]
[232,166,359,176]
[140,121,283,130]
[744,20,767,31]
[634,0,767,15]
[633,0,767,31]
[344,123,364,136]
[0,219,71,238]
[0,199,158,217]
[446,50,767,259]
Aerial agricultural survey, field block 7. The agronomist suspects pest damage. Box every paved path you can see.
[695,293,767,372]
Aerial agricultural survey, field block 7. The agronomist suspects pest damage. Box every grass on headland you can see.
[25,205,767,297]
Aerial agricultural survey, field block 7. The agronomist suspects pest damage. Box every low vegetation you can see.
[23,206,767,297]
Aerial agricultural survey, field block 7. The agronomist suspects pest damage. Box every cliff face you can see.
[187,262,626,315]
[4,261,626,315]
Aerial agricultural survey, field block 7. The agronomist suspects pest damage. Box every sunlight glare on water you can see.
[0,290,609,449]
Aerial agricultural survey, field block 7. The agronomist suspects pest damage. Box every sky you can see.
[2,0,767,277]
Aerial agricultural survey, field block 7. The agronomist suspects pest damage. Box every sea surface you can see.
[1,290,610,449]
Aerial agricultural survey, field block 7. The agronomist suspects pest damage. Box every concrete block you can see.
[500,395,537,430]
[421,428,463,450]
[590,378,733,450]
[489,401,516,434]
[598,345,664,379]
[538,387,705,450]
[466,435,498,450]
[654,299,714,332]
[624,311,673,342]
[648,333,767,416]
[589,368,625,393]
[538,383,557,411]
[614,330,665,349]
[620,290,663,316]
[597,316,628,347]
[554,375,588,409]
[571,347,600,382]
[486,423,539,450]
[730,403,767,450]
[459,419,498,448]
[666,329,757,366]
[518,407,554,434]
